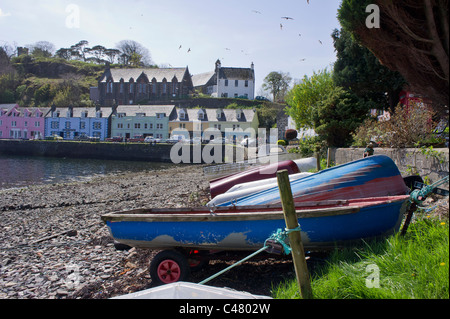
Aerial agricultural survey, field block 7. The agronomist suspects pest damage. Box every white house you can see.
[192,60,255,100]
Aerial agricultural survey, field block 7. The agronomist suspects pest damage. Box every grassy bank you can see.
[273,213,449,299]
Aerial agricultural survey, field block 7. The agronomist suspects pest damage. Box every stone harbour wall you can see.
[329,147,449,187]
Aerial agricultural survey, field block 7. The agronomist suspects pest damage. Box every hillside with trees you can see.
[0,39,156,108]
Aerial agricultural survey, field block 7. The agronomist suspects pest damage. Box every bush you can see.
[353,102,437,148]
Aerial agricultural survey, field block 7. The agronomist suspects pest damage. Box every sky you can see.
[0,0,342,94]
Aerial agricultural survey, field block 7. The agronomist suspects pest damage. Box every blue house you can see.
[45,106,114,141]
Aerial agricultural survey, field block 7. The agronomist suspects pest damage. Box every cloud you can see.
[0,8,12,17]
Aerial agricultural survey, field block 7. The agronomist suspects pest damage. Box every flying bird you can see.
[252,10,261,14]
[300,58,306,62]
[179,45,182,50]
[187,48,191,53]
[280,23,283,30]
[281,16,294,20]
[318,40,323,45]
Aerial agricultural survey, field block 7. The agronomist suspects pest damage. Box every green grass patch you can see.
[273,216,449,299]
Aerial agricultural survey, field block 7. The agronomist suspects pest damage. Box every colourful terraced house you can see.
[110,105,176,140]
[44,106,113,141]
[169,107,259,141]
[0,104,48,140]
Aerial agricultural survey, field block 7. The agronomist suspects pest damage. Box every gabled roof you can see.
[171,108,257,123]
[192,71,215,87]
[101,68,189,83]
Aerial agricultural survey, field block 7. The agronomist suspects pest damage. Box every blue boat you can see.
[208,155,410,207]
[102,195,410,284]
[102,195,410,252]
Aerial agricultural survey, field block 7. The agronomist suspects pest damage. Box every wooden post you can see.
[327,148,331,168]
[277,170,313,299]
[315,149,321,171]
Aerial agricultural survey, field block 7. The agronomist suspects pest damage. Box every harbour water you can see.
[0,154,175,190]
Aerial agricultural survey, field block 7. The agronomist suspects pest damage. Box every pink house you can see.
[0,104,48,140]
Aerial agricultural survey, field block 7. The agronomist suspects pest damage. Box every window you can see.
[93,122,102,130]
[135,123,141,129]
[107,82,113,94]
[11,121,16,127]
[80,122,86,129]
[149,123,153,129]
[224,80,228,87]
[179,123,186,128]
[24,121,28,127]
[245,80,248,87]
[51,121,59,129]
[235,80,239,87]
[120,82,124,94]
[156,123,163,130]
[65,122,71,129]
[156,113,165,119]
[129,83,134,94]
[34,121,40,127]
[117,123,123,129]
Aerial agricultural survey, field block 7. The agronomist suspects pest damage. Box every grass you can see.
[272,214,449,299]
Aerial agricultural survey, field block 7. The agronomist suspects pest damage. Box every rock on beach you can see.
[0,164,210,299]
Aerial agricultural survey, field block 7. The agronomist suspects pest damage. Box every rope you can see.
[199,226,300,285]
[410,175,449,205]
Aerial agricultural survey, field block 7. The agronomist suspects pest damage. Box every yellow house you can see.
[169,108,259,142]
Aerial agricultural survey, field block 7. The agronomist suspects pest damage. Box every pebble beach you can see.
[0,165,212,299]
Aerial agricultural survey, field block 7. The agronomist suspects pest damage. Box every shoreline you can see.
[0,164,211,299]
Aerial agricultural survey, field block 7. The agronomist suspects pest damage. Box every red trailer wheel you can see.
[150,250,190,285]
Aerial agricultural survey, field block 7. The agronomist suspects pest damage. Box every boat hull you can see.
[210,155,409,207]
[102,196,410,251]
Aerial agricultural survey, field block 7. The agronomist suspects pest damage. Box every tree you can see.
[28,41,56,58]
[313,86,369,147]
[116,40,153,66]
[285,69,334,129]
[70,40,89,62]
[262,71,292,102]
[104,48,121,64]
[332,28,405,111]
[338,0,449,117]
[86,45,107,64]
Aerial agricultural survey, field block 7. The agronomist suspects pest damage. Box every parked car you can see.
[45,134,63,141]
[127,135,145,143]
[106,136,124,142]
[74,134,99,142]
[240,138,257,147]
[167,135,188,144]
[255,96,270,102]
[144,136,162,143]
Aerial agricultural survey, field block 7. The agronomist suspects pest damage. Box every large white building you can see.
[192,60,255,100]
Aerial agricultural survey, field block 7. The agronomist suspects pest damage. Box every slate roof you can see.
[192,71,215,87]
[218,67,254,80]
[113,105,176,117]
[101,68,189,83]
[171,108,256,123]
